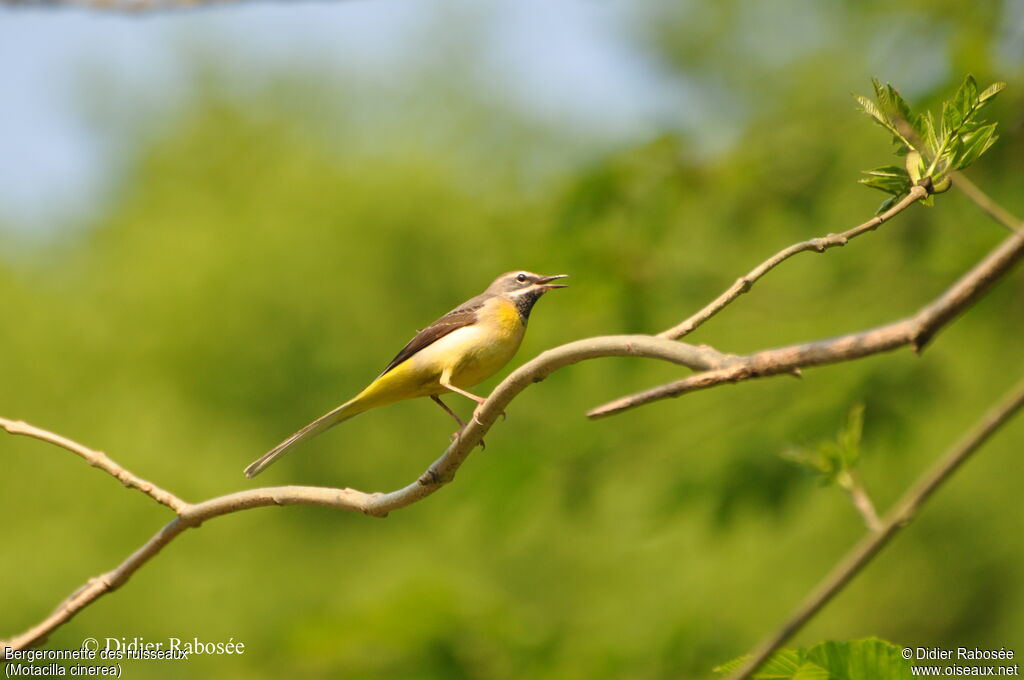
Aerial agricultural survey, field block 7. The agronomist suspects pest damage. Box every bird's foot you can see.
[472,404,506,426]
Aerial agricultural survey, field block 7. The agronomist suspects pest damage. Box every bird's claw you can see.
[472,405,507,425]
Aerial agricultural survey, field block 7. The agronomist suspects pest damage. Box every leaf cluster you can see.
[781,404,864,493]
[856,76,1005,212]
[714,638,911,679]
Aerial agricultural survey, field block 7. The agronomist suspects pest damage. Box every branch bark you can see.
[839,469,883,533]
[0,419,187,513]
[727,376,1024,680]
[589,227,1024,418]
[0,335,725,650]
[658,184,929,340]
[952,172,1024,234]
[0,180,1014,655]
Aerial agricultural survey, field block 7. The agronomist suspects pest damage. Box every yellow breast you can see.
[354,295,527,408]
[448,296,526,386]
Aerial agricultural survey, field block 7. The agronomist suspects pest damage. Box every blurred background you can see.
[2,1,1023,678]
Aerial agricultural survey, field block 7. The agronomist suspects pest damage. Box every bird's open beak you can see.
[539,274,569,290]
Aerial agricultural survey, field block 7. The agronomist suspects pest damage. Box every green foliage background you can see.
[2,3,1023,678]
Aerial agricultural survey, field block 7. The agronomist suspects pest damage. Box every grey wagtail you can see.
[244,270,568,478]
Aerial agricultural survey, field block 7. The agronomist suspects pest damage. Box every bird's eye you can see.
[516,273,528,283]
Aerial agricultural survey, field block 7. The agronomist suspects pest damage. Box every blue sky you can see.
[0,0,694,230]
[5,0,1021,232]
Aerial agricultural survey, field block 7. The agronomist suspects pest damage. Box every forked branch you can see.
[0,419,187,513]
[0,336,724,650]
[659,184,929,340]
[727,376,1024,680]
[590,226,1024,418]
[1,178,1017,655]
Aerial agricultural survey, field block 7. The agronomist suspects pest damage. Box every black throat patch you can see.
[512,289,545,322]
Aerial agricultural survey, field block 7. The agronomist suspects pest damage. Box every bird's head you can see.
[486,271,569,295]
[486,271,568,321]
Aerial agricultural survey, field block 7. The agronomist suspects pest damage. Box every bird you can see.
[243,270,568,478]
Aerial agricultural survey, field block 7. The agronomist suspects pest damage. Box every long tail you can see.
[244,397,364,478]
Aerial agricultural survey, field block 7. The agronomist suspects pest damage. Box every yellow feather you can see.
[246,272,565,478]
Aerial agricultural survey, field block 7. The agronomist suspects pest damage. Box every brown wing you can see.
[377,294,488,377]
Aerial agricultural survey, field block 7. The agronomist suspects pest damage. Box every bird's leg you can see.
[439,373,505,431]
[431,394,466,428]
[439,378,488,406]
[431,393,486,449]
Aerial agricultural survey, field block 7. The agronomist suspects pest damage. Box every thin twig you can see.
[841,470,883,533]
[0,418,188,513]
[727,377,1024,680]
[952,172,1024,234]
[888,108,1019,236]
[658,184,929,340]
[1,182,1016,652]
[0,335,727,650]
[589,227,1024,418]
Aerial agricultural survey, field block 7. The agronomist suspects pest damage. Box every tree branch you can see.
[658,184,929,341]
[844,471,883,533]
[952,172,1024,234]
[1,179,1015,654]
[726,376,1024,680]
[0,418,188,513]
[589,227,1024,419]
[0,335,725,650]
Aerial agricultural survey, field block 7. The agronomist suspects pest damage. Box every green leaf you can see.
[713,649,804,678]
[858,76,1006,209]
[839,403,865,468]
[940,101,957,141]
[854,93,911,149]
[858,165,911,196]
[881,83,922,152]
[875,195,898,215]
[953,122,998,169]
[855,94,890,129]
[805,638,912,680]
[885,85,913,125]
[781,444,835,479]
[945,134,965,171]
[712,655,746,675]
[861,165,905,179]
[791,662,830,680]
[919,111,939,154]
[873,80,914,132]
[870,77,885,102]
[782,404,869,487]
[978,81,1006,103]
[945,74,979,133]
[714,639,911,679]
[909,113,928,150]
